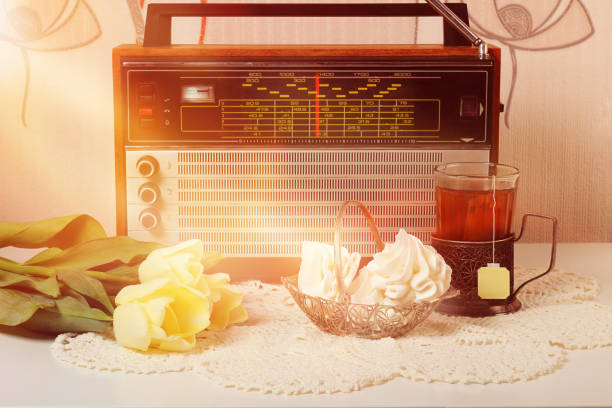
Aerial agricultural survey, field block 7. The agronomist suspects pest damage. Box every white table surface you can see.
[1,243,611,407]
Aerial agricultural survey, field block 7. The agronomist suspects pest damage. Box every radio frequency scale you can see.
[113,3,501,277]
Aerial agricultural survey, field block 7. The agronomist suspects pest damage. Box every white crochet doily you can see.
[52,267,612,394]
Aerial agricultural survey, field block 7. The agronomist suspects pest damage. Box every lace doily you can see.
[52,267,612,394]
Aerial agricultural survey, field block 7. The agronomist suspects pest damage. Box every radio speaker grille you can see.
[174,150,441,256]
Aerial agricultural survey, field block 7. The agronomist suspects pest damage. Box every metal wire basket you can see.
[282,200,455,339]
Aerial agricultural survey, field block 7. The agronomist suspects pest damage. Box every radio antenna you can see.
[425,0,488,59]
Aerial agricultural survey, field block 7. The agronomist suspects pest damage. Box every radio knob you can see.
[138,182,160,204]
[136,155,159,177]
[138,208,160,230]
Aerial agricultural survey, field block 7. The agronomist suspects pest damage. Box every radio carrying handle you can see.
[143,2,478,49]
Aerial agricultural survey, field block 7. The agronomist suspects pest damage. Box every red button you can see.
[139,107,153,116]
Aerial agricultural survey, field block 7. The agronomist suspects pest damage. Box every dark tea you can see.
[435,186,516,241]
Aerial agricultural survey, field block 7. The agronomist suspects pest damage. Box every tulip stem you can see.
[83,270,137,283]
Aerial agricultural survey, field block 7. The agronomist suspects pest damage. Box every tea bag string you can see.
[491,174,496,264]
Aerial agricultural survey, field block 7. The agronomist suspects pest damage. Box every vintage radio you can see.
[113,2,501,277]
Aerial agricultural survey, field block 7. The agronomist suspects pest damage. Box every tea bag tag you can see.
[477,175,511,299]
[478,263,511,299]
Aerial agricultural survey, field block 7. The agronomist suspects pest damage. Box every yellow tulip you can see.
[113,278,211,352]
[197,273,248,331]
[138,239,204,286]
[113,240,247,352]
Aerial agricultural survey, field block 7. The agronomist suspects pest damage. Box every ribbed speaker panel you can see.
[176,150,439,256]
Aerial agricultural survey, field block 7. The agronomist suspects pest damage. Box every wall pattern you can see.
[459,0,594,128]
[0,0,101,126]
[0,1,609,242]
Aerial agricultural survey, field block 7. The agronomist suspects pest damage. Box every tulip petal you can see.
[205,272,231,286]
[205,273,233,303]
[194,277,211,298]
[137,253,172,283]
[161,301,181,335]
[149,324,167,341]
[228,305,248,326]
[161,286,210,334]
[115,278,170,305]
[113,303,151,351]
[143,296,173,327]
[159,334,196,352]
[138,240,204,285]
[208,289,239,331]
[154,239,203,260]
[205,275,248,331]
[168,253,202,284]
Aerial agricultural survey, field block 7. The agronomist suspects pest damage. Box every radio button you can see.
[136,155,159,177]
[138,95,154,104]
[137,84,155,105]
[139,117,153,128]
[138,182,160,204]
[460,96,479,119]
[138,208,160,230]
[139,107,153,116]
[138,83,154,95]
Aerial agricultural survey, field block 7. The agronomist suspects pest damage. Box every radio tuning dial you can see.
[136,155,159,177]
[138,182,160,204]
[138,207,160,231]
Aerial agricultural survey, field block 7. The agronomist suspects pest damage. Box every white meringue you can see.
[350,229,451,306]
[298,241,361,301]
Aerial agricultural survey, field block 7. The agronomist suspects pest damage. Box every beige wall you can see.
[0,0,610,242]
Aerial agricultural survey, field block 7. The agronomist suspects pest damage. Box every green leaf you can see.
[86,263,140,281]
[21,308,111,334]
[0,257,54,277]
[27,236,163,272]
[62,286,89,305]
[0,214,107,250]
[55,296,112,321]
[24,247,63,264]
[83,265,139,297]
[0,270,60,297]
[0,288,54,326]
[57,270,114,314]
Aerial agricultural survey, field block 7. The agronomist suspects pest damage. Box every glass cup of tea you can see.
[430,162,557,317]
[434,162,518,242]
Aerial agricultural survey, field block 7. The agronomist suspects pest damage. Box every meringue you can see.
[350,229,451,306]
[297,241,361,301]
